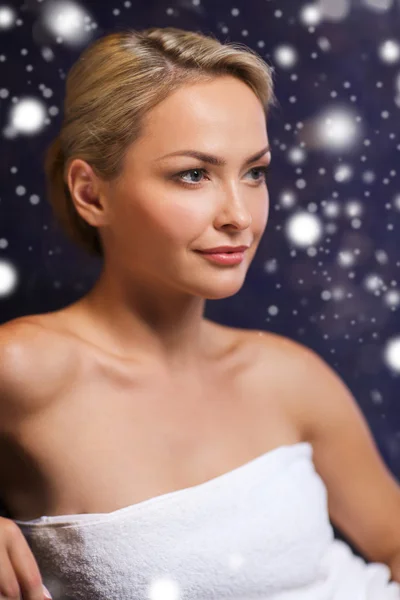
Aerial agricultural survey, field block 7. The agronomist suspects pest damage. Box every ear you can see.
[66,158,110,228]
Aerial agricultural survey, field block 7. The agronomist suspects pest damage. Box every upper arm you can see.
[0,318,34,424]
[287,339,400,565]
[0,317,74,426]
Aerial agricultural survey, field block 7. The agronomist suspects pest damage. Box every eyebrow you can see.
[156,145,271,166]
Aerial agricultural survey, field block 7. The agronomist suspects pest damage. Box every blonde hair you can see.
[44,27,277,259]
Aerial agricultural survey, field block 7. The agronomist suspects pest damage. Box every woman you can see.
[0,26,399,600]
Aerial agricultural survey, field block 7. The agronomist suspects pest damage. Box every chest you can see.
[2,350,300,520]
[18,443,333,600]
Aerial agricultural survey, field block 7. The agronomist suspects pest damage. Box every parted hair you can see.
[44,26,277,259]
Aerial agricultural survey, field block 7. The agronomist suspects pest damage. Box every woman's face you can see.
[101,75,271,300]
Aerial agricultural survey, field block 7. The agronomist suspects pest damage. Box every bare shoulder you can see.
[0,314,79,418]
[241,335,400,568]
[240,327,317,374]
[241,328,334,438]
[245,328,368,440]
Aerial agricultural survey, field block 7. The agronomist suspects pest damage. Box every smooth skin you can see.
[0,74,399,598]
[0,74,272,599]
[64,74,271,373]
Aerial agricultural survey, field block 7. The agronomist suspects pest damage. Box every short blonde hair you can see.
[44,27,277,259]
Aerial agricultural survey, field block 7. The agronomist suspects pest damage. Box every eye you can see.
[176,168,208,185]
[248,166,270,183]
[175,165,270,187]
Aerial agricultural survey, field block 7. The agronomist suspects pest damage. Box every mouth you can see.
[195,250,247,265]
[197,246,249,254]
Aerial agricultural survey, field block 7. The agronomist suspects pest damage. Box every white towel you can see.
[13,442,400,600]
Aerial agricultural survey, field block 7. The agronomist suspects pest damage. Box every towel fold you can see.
[13,442,400,599]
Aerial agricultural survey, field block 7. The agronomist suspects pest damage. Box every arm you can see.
[0,316,75,422]
[288,341,400,581]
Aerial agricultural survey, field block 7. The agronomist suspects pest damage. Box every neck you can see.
[79,265,210,372]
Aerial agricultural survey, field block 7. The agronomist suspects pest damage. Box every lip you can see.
[197,245,249,254]
[197,251,246,266]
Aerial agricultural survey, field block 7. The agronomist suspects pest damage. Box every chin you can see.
[203,292,241,300]
[198,283,246,300]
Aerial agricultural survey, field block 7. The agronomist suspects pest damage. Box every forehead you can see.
[128,76,268,162]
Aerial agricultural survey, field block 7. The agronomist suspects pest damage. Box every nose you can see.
[214,183,254,230]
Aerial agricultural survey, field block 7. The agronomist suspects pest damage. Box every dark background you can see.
[1,0,400,559]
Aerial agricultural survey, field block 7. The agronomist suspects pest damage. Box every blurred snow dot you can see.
[393,194,400,211]
[375,249,388,264]
[30,194,40,205]
[321,290,332,300]
[227,552,245,569]
[148,576,180,600]
[296,179,307,189]
[274,44,298,69]
[9,97,47,134]
[268,305,279,316]
[384,289,400,308]
[316,107,360,151]
[0,6,16,29]
[345,200,363,217]
[0,260,18,297]
[288,146,306,164]
[16,186,26,196]
[332,286,346,300]
[323,200,341,218]
[363,0,393,11]
[300,4,322,26]
[285,212,323,248]
[362,170,376,184]
[370,389,383,405]
[0,88,9,98]
[264,258,278,273]
[334,164,353,182]
[379,40,400,64]
[320,0,351,21]
[317,37,331,51]
[326,222,337,234]
[365,273,384,292]
[383,336,400,372]
[338,250,356,267]
[41,47,54,61]
[280,190,296,208]
[42,0,93,46]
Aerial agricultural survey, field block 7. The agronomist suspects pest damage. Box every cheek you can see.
[154,198,209,242]
[118,197,206,253]
[261,191,270,225]
[255,186,269,221]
